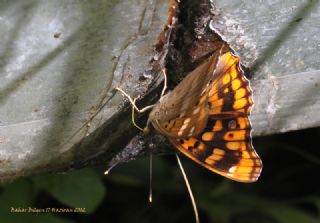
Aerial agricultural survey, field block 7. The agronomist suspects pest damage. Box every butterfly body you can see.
[147,51,262,182]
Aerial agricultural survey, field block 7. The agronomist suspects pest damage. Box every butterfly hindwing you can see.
[169,114,262,182]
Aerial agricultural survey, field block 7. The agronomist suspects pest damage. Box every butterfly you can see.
[147,50,262,182]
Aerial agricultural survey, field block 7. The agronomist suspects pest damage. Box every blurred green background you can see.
[1,127,319,223]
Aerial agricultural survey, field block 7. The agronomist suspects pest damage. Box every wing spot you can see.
[208,86,216,96]
[224,132,236,141]
[199,95,207,104]
[205,154,223,164]
[179,139,184,144]
[222,74,231,85]
[237,117,246,129]
[235,88,246,99]
[194,141,200,148]
[232,79,241,90]
[226,142,241,150]
[231,66,239,79]
[183,118,191,125]
[234,151,242,157]
[202,132,214,141]
[179,111,186,117]
[240,159,254,167]
[188,126,195,136]
[180,123,188,131]
[229,166,237,173]
[233,98,248,109]
[213,120,223,131]
[205,158,215,165]
[193,107,201,114]
[237,166,254,173]
[213,148,225,156]
[228,120,237,129]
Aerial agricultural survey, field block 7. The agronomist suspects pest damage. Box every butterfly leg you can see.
[116,68,167,111]
[115,87,155,113]
[116,87,155,132]
[130,98,146,132]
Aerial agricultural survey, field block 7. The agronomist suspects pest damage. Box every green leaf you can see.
[0,180,35,210]
[33,168,106,213]
[0,180,63,223]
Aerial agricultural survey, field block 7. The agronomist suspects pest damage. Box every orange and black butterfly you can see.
[147,49,262,182]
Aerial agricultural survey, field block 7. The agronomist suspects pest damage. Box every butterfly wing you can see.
[169,114,261,182]
[150,50,223,138]
[207,52,253,115]
[150,91,210,138]
[151,52,252,137]
[167,52,262,182]
[151,46,223,122]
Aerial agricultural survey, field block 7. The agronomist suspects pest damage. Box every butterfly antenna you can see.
[175,154,200,223]
[104,161,119,175]
[148,148,153,203]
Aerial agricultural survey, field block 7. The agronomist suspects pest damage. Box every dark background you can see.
[1,127,319,223]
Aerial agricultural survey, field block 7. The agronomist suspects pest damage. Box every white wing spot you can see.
[193,107,200,115]
[180,123,188,131]
[229,166,237,173]
[188,126,195,136]
[183,118,191,124]
[179,111,186,117]
[178,123,188,136]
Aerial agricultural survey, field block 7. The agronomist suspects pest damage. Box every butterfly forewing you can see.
[149,53,221,138]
